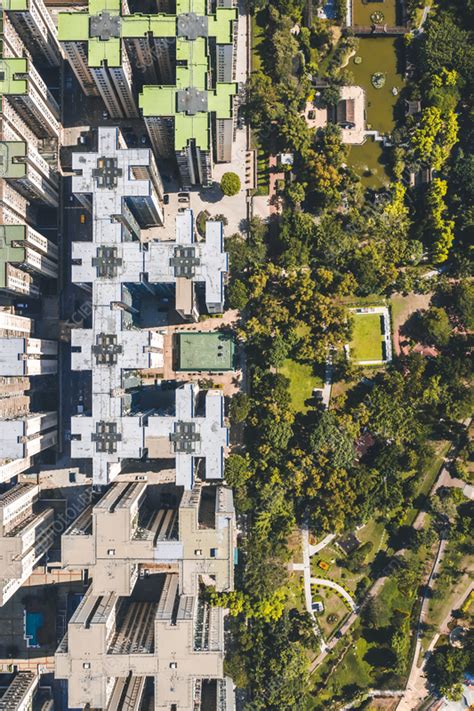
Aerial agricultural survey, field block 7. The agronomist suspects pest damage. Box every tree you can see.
[309,410,356,470]
[220,172,241,196]
[305,149,342,206]
[419,12,474,82]
[341,541,373,573]
[280,110,312,154]
[425,178,455,263]
[228,279,250,311]
[224,453,254,512]
[229,392,251,423]
[418,306,452,348]
[410,107,458,170]
[452,281,474,330]
[286,181,306,206]
[320,84,340,108]
[427,638,474,699]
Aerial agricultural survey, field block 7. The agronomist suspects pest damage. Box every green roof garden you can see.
[177,332,235,372]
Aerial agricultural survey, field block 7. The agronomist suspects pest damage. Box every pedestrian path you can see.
[310,577,358,612]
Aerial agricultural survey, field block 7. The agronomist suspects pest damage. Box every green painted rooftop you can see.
[0,225,27,288]
[2,1,29,10]
[0,225,27,267]
[0,141,26,178]
[89,37,121,67]
[58,0,237,148]
[0,58,28,95]
[57,1,237,50]
[177,332,235,372]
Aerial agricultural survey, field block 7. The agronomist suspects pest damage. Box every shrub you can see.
[220,172,241,196]
[196,210,210,237]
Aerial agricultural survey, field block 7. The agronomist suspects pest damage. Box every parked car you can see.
[163,194,169,205]
[80,213,86,224]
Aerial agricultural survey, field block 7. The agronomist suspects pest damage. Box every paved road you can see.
[302,524,326,652]
[417,4,430,32]
[397,536,448,711]
[321,354,332,408]
[309,533,336,557]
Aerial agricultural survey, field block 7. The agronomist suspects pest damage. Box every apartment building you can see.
[58,0,238,184]
[0,671,39,710]
[67,128,228,486]
[0,483,54,605]
[0,5,61,275]
[0,140,59,207]
[0,224,58,297]
[61,480,235,597]
[55,572,234,710]
[0,309,57,481]
[58,0,138,118]
[0,337,58,376]
[0,310,32,338]
[3,0,61,67]
[0,411,57,460]
[0,54,60,140]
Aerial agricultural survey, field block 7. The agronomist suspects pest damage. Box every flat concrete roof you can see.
[178,332,235,372]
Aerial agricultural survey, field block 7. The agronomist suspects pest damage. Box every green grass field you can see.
[251,13,265,72]
[278,359,324,413]
[315,635,374,703]
[350,313,384,362]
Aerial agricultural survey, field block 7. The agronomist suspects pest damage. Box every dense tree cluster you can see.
[222,0,473,705]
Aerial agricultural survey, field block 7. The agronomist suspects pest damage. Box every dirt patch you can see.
[391,292,432,355]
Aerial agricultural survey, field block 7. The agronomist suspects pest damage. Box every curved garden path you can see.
[310,577,358,612]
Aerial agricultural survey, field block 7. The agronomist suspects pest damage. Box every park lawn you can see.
[350,313,384,362]
[251,12,265,72]
[358,519,387,563]
[390,292,432,353]
[285,573,306,614]
[422,535,474,648]
[320,636,374,700]
[390,292,431,331]
[287,528,303,564]
[423,569,473,648]
[374,575,413,628]
[403,439,450,526]
[311,545,362,597]
[278,358,323,413]
[316,589,351,639]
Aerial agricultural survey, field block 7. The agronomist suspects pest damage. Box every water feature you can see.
[24,610,44,648]
[351,37,405,134]
[352,0,399,27]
